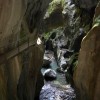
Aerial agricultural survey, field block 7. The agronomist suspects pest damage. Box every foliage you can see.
[68,53,78,65]
[43,27,64,41]
[93,15,100,27]
[20,31,26,39]
[19,27,28,44]
[44,0,65,18]
[73,60,78,71]
[43,32,52,40]
[68,53,78,74]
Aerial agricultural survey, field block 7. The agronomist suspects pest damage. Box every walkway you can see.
[0,38,36,64]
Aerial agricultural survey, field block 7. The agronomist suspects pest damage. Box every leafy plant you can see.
[43,32,52,40]
[44,0,64,18]
[93,15,100,27]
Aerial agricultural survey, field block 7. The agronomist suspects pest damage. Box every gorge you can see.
[0,0,100,100]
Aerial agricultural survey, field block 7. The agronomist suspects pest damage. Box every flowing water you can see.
[40,51,76,100]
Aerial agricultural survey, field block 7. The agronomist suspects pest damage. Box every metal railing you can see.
[0,35,36,64]
[0,36,34,54]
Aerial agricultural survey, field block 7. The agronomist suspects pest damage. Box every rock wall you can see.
[0,0,51,100]
[73,0,99,9]
[73,2,100,100]
[44,0,66,32]
[42,1,100,99]
[0,44,44,100]
[0,0,51,53]
[17,44,44,100]
[43,0,97,50]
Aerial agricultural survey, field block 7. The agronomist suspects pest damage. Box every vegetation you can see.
[43,27,64,41]
[43,32,52,40]
[73,60,78,71]
[19,27,28,44]
[93,15,100,27]
[44,0,65,18]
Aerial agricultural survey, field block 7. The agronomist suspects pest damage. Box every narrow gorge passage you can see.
[0,0,100,100]
[42,51,67,85]
[40,26,80,99]
[40,49,76,100]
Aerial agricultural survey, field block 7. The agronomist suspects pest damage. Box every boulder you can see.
[63,50,73,58]
[43,69,57,81]
[45,39,54,51]
[42,59,51,68]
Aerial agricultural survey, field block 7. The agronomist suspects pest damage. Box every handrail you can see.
[0,35,36,54]
[0,36,30,49]
[0,37,36,64]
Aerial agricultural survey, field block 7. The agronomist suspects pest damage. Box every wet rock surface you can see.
[0,0,99,100]
[41,50,76,100]
[73,1,100,100]
[40,82,76,100]
[73,0,99,9]
[0,0,52,99]
[40,0,100,99]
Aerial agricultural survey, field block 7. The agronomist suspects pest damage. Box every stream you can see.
[40,50,76,100]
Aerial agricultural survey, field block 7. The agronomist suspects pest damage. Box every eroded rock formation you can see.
[42,0,100,99]
[74,1,100,100]
[0,0,51,100]
[73,0,99,9]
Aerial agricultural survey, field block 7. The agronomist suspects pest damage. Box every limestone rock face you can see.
[73,2,100,100]
[0,0,51,53]
[74,0,99,9]
[44,0,66,32]
[17,44,44,100]
[0,0,50,100]
[0,44,44,100]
